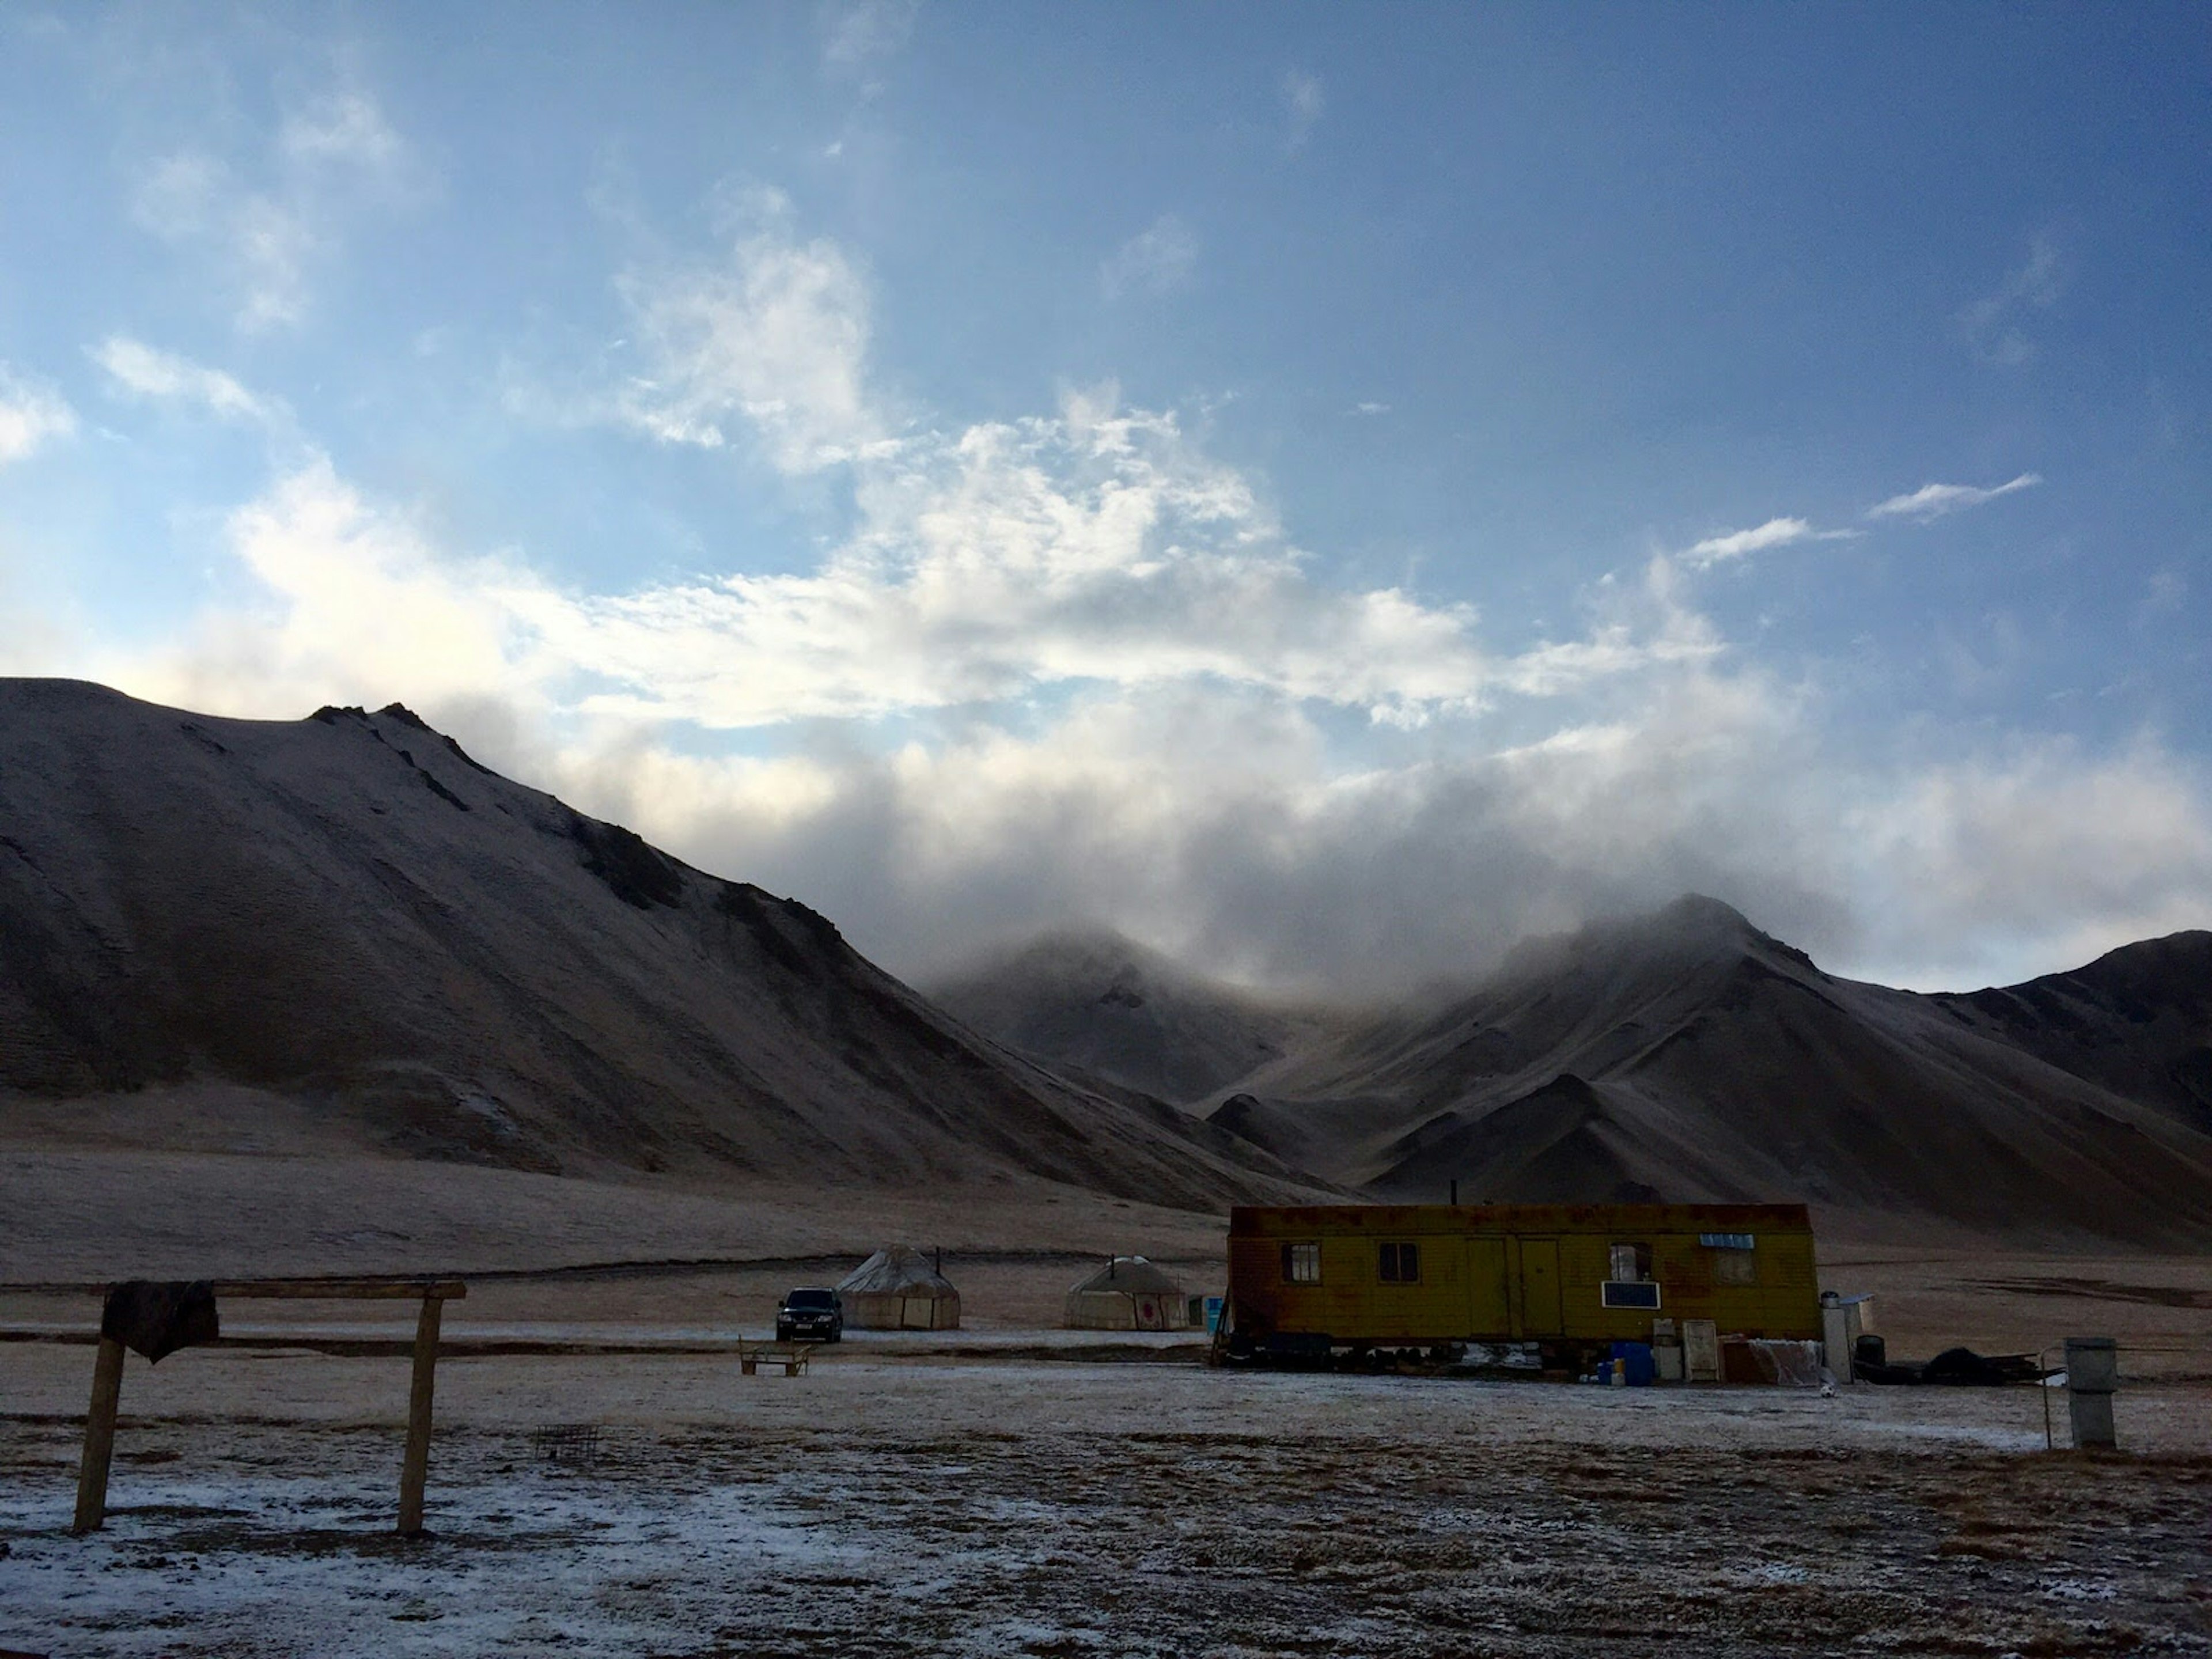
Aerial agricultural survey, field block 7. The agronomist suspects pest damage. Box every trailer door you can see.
[1518,1238,1562,1336]
[1465,1237,1509,1338]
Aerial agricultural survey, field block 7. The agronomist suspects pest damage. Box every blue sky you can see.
[1,3,2206,991]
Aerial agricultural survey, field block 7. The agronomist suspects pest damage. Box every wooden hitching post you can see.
[71,1335,128,1533]
[397,1293,445,1536]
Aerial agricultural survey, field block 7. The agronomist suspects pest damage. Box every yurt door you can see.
[1134,1294,1165,1330]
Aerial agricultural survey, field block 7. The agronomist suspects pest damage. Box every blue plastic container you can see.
[1609,1340,1656,1387]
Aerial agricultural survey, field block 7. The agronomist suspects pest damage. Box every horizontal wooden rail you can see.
[3,1278,467,1300]
[211,1280,467,1301]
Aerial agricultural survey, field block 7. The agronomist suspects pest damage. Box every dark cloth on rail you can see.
[100,1280,219,1363]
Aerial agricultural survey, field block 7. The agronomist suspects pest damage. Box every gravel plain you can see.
[3,1333,2209,1658]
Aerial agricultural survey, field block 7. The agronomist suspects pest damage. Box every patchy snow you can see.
[0,1453,855,1656]
[3,1350,2207,1656]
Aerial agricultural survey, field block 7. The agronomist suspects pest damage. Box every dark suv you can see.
[775,1287,843,1343]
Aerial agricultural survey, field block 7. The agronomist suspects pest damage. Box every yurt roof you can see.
[838,1244,957,1297]
[1067,1255,1183,1296]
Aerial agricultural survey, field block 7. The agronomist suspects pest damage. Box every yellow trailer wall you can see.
[1228,1203,1819,1346]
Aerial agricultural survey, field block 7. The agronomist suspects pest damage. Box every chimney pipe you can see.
[1450,1179,1459,1206]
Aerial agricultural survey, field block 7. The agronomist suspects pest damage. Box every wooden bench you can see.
[737,1340,810,1377]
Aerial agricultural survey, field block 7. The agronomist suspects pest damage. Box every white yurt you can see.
[1063,1256,1192,1331]
[836,1245,961,1330]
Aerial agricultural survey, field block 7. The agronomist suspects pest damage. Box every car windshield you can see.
[786,1290,835,1309]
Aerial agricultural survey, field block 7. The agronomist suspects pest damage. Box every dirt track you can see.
[3,1343,2209,1658]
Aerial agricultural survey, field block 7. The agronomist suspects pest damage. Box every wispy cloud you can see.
[1349,402,1391,417]
[1960,234,2063,367]
[1866,472,2041,522]
[279,89,405,173]
[0,364,76,464]
[1679,516,1857,570]
[132,365,1724,748]
[92,337,279,426]
[2140,567,2187,624]
[605,196,882,472]
[1282,70,1325,151]
[821,0,919,74]
[128,81,416,332]
[1100,215,1198,301]
[503,209,1747,730]
[489,397,1502,729]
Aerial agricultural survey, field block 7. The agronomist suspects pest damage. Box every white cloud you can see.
[2142,567,2186,619]
[1678,515,1867,570]
[1683,517,1813,567]
[279,90,404,172]
[102,454,551,721]
[87,438,2212,996]
[128,82,415,332]
[79,205,2211,997]
[1849,741,2212,987]
[1100,215,1198,301]
[611,214,881,472]
[1960,234,2063,367]
[505,402,1505,728]
[822,0,919,73]
[1350,402,1390,417]
[0,365,76,464]
[133,153,313,333]
[1865,472,2041,522]
[1678,516,1863,570]
[92,336,278,426]
[1282,70,1325,151]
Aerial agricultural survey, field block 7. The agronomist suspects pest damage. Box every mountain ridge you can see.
[0,679,1315,1210]
[944,891,2212,1244]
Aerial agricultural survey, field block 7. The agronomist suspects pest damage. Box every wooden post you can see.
[72,1336,127,1533]
[396,1294,444,1536]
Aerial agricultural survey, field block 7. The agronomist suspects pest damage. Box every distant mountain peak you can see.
[1656,892,1758,934]
[927,925,1332,1107]
[1487,892,1822,991]
[1001,922,1178,978]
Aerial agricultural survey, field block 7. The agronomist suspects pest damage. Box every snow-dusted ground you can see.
[4,1346,2209,1657]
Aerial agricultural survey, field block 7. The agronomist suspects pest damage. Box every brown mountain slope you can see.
[0,679,1312,1209]
[1206,896,2212,1244]
[1928,933,2212,1130]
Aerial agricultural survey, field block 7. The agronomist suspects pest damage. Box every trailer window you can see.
[1378,1241,1421,1283]
[1281,1243,1321,1285]
[1709,1240,1758,1285]
[1608,1243,1653,1282]
[1601,1280,1662,1310]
